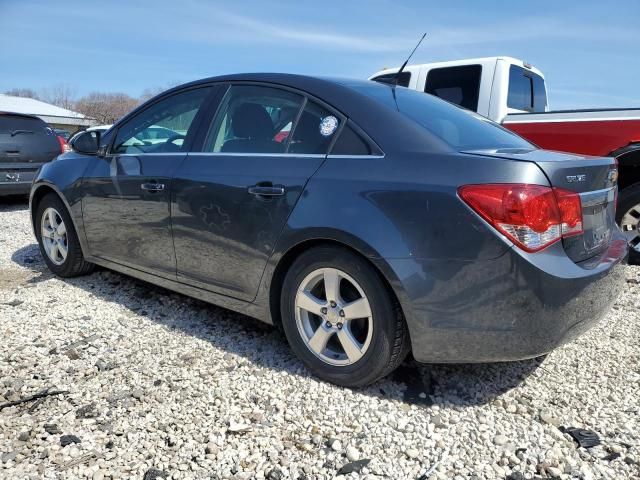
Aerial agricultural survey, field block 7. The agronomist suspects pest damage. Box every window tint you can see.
[507,65,547,112]
[346,82,533,151]
[507,66,532,111]
[0,115,46,132]
[372,71,411,88]
[113,87,210,154]
[288,101,339,154]
[206,85,303,153]
[532,73,547,111]
[331,124,371,155]
[425,65,482,111]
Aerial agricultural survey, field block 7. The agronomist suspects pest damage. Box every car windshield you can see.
[347,82,534,151]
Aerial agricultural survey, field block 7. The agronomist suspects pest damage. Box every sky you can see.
[1,0,639,109]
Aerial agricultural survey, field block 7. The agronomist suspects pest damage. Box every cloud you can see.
[171,7,640,56]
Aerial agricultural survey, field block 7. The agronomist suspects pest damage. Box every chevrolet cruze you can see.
[30,74,626,387]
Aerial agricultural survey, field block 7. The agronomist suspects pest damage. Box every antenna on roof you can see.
[394,32,427,86]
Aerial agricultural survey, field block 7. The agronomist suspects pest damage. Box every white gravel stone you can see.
[345,445,360,461]
[0,200,638,479]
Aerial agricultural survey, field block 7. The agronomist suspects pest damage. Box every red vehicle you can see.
[371,57,640,260]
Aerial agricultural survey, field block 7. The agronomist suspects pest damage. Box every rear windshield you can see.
[353,82,534,151]
[0,115,46,132]
[507,65,547,112]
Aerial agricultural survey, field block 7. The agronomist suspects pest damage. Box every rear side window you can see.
[507,65,547,112]
[425,65,482,111]
[206,85,341,155]
[331,124,371,155]
[372,72,411,88]
[288,101,339,154]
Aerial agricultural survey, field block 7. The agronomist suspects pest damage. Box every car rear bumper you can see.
[384,231,628,363]
[0,165,38,196]
[0,181,32,195]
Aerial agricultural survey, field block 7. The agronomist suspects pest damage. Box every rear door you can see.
[0,114,59,185]
[81,86,214,277]
[171,83,341,300]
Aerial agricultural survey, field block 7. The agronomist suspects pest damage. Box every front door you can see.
[81,87,213,277]
[171,84,342,300]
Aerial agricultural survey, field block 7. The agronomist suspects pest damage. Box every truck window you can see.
[425,65,482,112]
[508,65,547,112]
[532,74,547,111]
[372,71,411,88]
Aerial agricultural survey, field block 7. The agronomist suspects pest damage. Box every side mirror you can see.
[71,130,101,155]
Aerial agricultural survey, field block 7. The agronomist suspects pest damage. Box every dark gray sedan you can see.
[30,74,627,387]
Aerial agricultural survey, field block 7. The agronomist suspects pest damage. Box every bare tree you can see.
[74,92,139,124]
[4,88,40,99]
[39,84,77,110]
[139,86,166,103]
[139,81,183,103]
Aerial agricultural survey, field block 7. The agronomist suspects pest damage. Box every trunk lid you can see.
[463,148,617,263]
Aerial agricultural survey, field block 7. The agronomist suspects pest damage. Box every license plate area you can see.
[580,188,615,252]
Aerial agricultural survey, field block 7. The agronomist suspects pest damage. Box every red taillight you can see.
[458,184,583,253]
[56,135,67,153]
[553,188,582,237]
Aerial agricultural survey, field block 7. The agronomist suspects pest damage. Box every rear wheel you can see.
[280,246,410,387]
[35,193,94,277]
[616,184,640,264]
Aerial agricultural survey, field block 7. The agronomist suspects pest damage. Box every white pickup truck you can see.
[370,57,640,259]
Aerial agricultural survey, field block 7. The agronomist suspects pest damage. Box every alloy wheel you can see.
[41,207,68,265]
[295,267,373,366]
[620,203,640,253]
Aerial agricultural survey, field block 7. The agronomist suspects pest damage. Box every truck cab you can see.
[370,56,548,122]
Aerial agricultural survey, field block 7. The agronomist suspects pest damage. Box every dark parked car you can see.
[1,112,64,195]
[30,74,627,387]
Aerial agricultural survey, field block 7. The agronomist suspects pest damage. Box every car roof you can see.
[0,111,43,121]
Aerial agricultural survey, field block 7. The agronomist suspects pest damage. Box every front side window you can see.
[425,65,482,112]
[112,87,210,154]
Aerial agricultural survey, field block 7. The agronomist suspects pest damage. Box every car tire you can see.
[35,193,94,277]
[616,184,640,265]
[280,246,410,387]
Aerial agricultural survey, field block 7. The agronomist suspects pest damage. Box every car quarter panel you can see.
[254,152,551,325]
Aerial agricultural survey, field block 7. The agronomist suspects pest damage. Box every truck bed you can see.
[503,109,640,157]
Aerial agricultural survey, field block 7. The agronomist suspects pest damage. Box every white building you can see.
[0,94,95,134]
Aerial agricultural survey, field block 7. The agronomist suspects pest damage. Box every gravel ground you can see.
[0,197,639,480]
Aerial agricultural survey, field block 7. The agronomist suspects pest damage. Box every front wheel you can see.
[35,193,94,277]
[280,246,410,387]
[616,184,640,264]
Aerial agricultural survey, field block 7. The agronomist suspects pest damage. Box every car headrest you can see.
[231,103,274,140]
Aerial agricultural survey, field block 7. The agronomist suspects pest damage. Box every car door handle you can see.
[248,185,285,196]
[140,183,165,192]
